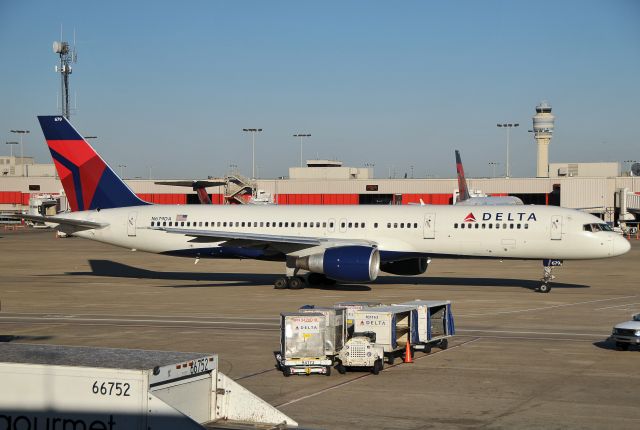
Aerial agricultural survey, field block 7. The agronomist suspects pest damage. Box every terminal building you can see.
[1,102,639,227]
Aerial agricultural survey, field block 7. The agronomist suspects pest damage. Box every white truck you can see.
[336,332,385,375]
[0,343,297,429]
[611,313,640,350]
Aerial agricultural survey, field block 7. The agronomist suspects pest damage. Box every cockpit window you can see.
[583,223,613,232]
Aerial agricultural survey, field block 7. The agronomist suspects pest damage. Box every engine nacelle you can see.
[296,246,380,282]
[380,257,430,276]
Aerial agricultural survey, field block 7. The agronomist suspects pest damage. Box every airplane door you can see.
[423,213,435,239]
[550,215,562,240]
[127,212,137,237]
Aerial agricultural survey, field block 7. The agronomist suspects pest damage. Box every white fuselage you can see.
[58,204,630,261]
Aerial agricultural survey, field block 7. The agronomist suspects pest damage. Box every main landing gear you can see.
[273,257,337,289]
[537,259,563,293]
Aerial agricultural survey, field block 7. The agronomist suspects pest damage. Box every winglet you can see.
[455,150,471,202]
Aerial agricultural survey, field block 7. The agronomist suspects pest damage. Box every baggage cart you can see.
[298,305,347,356]
[276,312,333,376]
[352,306,418,364]
[396,300,456,352]
[334,301,382,335]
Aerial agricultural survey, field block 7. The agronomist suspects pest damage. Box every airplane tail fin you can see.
[455,150,471,202]
[38,115,149,212]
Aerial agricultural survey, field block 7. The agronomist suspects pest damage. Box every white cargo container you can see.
[395,300,456,351]
[298,305,346,356]
[0,343,297,429]
[276,312,333,376]
[352,306,417,364]
[334,301,382,334]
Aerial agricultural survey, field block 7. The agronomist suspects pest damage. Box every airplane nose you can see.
[614,235,631,256]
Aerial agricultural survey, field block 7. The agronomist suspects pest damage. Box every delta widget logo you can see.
[464,212,477,222]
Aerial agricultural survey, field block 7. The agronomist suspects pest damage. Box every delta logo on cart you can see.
[464,212,477,222]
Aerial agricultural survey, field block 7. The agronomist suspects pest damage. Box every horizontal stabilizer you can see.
[8,213,108,229]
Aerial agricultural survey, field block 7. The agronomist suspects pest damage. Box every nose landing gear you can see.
[538,259,562,293]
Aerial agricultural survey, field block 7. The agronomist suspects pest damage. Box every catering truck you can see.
[0,343,297,429]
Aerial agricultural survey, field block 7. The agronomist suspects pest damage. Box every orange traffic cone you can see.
[403,342,413,363]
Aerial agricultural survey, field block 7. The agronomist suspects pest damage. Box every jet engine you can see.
[296,246,380,282]
[380,257,430,276]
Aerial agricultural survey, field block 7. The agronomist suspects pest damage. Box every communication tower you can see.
[532,101,555,177]
[53,33,77,120]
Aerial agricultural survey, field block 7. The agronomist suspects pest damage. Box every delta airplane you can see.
[15,116,630,293]
[454,150,524,206]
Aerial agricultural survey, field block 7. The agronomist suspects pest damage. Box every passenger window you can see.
[524,224,529,229]
[205,222,208,227]
[285,222,289,227]
[241,222,245,227]
[400,223,405,228]
[468,223,473,229]
[303,222,307,227]
[495,223,499,229]
[374,222,378,228]
[517,224,521,229]
[481,223,485,229]
[387,223,391,228]
[454,223,458,228]
[260,222,264,227]
[199,222,203,227]
[503,223,507,229]
[223,222,227,227]
[151,221,155,227]
[488,223,492,229]
[163,221,167,227]
[323,222,327,228]
[187,222,191,227]
[475,224,479,229]
[348,222,352,228]
[330,222,334,228]
[341,222,346,228]
[461,223,465,229]
[394,223,398,228]
[316,222,320,227]
[217,222,221,227]
[509,223,514,229]
[414,223,418,228]
[279,222,283,227]
[362,223,366,228]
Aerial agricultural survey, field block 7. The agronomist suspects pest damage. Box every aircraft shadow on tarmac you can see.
[65,260,372,291]
[63,260,588,292]
[0,335,54,343]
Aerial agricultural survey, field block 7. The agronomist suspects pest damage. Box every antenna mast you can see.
[53,29,77,120]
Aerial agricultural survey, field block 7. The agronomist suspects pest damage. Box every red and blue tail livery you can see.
[38,116,148,212]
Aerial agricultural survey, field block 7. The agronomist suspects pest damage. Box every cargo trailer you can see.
[395,300,456,352]
[276,312,333,376]
[352,306,418,364]
[334,301,382,335]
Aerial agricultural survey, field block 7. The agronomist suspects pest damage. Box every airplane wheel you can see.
[274,278,289,289]
[538,283,551,293]
[440,339,448,350]
[424,343,432,354]
[288,277,305,290]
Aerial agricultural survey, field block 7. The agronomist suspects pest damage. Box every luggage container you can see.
[396,300,456,352]
[352,306,418,364]
[276,312,333,376]
[334,301,382,335]
[298,305,346,356]
[0,343,297,429]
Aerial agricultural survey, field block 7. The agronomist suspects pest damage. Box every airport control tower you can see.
[532,101,555,177]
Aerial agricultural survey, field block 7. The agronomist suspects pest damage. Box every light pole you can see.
[497,123,519,177]
[10,129,30,176]
[5,141,19,157]
[243,128,262,179]
[118,164,126,178]
[488,161,499,178]
[293,133,311,167]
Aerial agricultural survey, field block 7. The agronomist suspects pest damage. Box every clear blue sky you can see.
[1,0,638,179]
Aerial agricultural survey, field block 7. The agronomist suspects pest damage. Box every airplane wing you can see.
[153,227,377,254]
[6,213,108,229]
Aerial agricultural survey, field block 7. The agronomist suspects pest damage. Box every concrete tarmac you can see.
[1,228,639,429]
